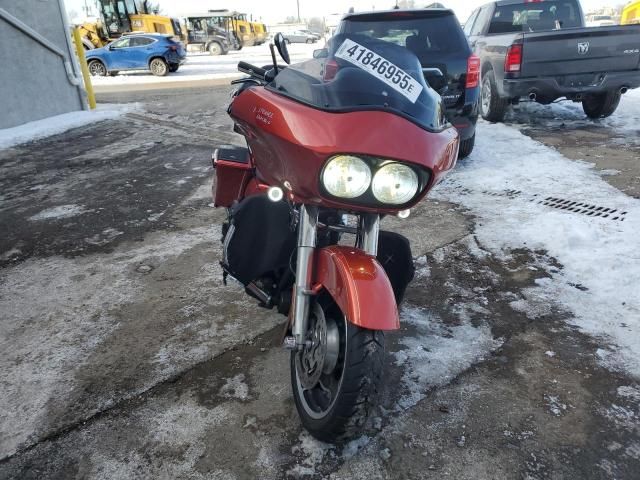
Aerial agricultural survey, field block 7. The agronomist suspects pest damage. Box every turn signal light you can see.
[466,55,480,88]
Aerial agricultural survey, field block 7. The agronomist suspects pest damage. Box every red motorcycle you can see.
[212,33,459,441]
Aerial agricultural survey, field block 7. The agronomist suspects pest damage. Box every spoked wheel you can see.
[291,298,385,442]
[149,58,168,77]
[88,60,106,76]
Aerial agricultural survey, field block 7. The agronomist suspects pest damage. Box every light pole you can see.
[297,0,301,22]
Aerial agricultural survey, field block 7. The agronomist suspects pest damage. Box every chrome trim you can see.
[292,205,318,347]
[358,213,380,256]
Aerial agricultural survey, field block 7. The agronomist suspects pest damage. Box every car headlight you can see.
[322,155,372,199]
[371,163,419,205]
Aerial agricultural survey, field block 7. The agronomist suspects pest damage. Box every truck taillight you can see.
[323,59,339,81]
[466,54,480,88]
[504,44,522,73]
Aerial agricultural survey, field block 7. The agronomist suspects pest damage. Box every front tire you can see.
[582,90,621,119]
[480,69,509,122]
[208,42,222,56]
[88,59,106,77]
[149,58,168,77]
[291,299,384,442]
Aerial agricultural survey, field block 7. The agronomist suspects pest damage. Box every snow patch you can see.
[0,103,138,150]
[393,306,502,410]
[433,120,640,378]
[219,374,250,400]
[29,204,90,221]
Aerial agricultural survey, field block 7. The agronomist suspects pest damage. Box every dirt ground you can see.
[0,86,639,479]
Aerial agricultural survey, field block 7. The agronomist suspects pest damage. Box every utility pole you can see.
[297,0,301,22]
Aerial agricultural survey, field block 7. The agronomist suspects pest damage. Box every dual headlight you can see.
[322,155,421,205]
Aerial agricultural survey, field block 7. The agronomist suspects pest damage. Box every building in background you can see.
[0,0,86,129]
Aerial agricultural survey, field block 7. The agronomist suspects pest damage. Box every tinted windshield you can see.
[268,34,446,131]
[488,1,582,33]
[338,12,470,60]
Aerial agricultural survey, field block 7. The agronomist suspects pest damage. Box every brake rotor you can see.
[296,302,339,390]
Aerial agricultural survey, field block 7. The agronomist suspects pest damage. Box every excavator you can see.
[622,1,640,24]
[78,0,184,50]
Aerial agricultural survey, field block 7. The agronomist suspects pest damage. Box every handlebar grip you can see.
[237,61,267,78]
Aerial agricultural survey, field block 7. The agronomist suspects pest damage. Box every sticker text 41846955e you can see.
[334,39,424,103]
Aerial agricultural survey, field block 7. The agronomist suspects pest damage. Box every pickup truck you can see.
[465,0,640,121]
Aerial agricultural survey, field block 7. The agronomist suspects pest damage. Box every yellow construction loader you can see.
[79,0,184,49]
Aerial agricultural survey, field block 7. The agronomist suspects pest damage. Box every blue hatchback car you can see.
[86,33,186,77]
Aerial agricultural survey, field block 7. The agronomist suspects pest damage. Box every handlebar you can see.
[237,61,267,79]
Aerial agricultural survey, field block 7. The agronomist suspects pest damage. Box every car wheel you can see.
[480,69,509,122]
[208,42,222,56]
[149,58,168,77]
[582,90,622,119]
[458,133,476,159]
[168,64,179,73]
[88,59,107,77]
[306,38,313,44]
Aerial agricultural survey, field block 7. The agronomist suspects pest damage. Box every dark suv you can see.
[336,8,480,158]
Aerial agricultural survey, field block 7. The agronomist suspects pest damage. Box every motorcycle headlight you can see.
[371,163,419,205]
[322,155,372,199]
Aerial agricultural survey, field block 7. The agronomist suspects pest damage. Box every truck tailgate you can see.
[521,26,640,77]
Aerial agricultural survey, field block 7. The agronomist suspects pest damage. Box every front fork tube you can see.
[291,208,380,348]
[292,205,318,347]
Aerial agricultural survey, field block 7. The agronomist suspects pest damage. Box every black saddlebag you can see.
[222,195,296,286]
[377,231,415,305]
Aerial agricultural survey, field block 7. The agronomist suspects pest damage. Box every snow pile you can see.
[507,88,640,137]
[434,121,640,377]
[0,103,137,150]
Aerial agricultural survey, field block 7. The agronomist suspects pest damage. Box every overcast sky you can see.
[64,0,626,25]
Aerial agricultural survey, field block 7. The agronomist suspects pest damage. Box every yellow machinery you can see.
[252,21,268,45]
[621,1,640,24]
[80,0,184,49]
[232,13,256,47]
[207,10,256,47]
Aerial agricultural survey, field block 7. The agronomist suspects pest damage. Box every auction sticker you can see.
[334,38,423,103]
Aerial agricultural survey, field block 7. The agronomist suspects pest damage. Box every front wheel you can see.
[582,90,621,119]
[291,299,384,442]
[208,42,222,56]
[88,59,106,77]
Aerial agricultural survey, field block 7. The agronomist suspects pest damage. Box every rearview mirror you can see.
[273,33,290,64]
[313,48,328,59]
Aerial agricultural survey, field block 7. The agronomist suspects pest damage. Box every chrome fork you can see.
[290,208,380,349]
[292,204,318,348]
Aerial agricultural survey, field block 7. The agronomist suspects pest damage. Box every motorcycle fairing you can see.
[229,87,459,214]
[313,246,400,331]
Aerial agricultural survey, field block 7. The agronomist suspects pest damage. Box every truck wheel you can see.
[458,133,476,159]
[208,42,222,56]
[480,70,509,122]
[582,90,622,119]
[291,299,384,442]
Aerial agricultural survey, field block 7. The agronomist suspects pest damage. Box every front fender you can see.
[313,246,400,331]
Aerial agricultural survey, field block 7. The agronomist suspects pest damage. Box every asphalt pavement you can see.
[0,85,638,479]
